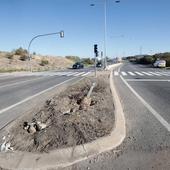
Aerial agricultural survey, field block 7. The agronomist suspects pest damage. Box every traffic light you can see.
[94,44,98,54]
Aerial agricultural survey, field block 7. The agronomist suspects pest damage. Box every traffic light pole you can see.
[94,53,97,77]
[94,44,98,77]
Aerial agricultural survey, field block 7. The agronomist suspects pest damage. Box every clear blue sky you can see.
[0,0,170,58]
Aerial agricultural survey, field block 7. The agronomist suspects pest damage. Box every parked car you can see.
[72,62,84,69]
[153,60,166,68]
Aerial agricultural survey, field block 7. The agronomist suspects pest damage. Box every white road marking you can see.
[0,76,81,115]
[141,72,153,76]
[149,72,161,76]
[0,76,45,89]
[114,71,119,76]
[81,72,91,76]
[126,79,170,82]
[74,72,85,76]
[135,71,144,76]
[66,72,77,76]
[60,72,71,76]
[157,72,170,76]
[52,72,64,76]
[128,72,136,76]
[120,75,170,132]
[121,71,127,76]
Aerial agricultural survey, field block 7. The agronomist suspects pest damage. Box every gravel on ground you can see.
[4,72,115,153]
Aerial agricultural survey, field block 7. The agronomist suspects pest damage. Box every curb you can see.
[0,64,126,170]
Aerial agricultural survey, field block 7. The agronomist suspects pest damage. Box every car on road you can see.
[153,60,166,68]
[96,62,102,68]
[72,62,84,69]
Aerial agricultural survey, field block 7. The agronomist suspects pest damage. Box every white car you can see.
[153,60,166,68]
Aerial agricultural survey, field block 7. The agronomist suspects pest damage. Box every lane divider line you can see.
[120,75,170,132]
[126,79,170,82]
[0,76,80,115]
[0,76,46,89]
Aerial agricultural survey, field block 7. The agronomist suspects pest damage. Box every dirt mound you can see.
[8,73,114,153]
[0,51,73,72]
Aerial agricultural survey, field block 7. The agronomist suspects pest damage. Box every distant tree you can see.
[81,58,94,65]
[65,56,80,62]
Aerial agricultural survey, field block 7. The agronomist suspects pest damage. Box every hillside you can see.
[0,51,74,72]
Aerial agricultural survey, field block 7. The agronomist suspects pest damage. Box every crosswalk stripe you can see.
[121,72,127,76]
[148,72,161,76]
[66,72,78,76]
[81,72,91,76]
[114,71,119,76]
[74,72,85,76]
[157,72,170,76]
[128,72,136,76]
[135,71,144,76]
[141,72,153,76]
[113,70,170,77]
[56,72,70,76]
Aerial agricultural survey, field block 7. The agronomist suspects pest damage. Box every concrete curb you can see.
[0,64,126,170]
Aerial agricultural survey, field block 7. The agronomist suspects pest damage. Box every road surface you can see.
[62,63,170,170]
[0,68,92,130]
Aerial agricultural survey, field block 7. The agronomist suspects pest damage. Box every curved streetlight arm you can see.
[28,31,64,60]
[27,31,64,72]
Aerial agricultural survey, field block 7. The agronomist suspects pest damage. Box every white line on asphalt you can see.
[128,72,136,76]
[157,72,170,76]
[135,71,144,76]
[114,71,119,76]
[81,72,91,76]
[141,72,153,76]
[0,76,45,89]
[0,76,81,115]
[74,72,85,76]
[126,79,170,82]
[120,75,170,132]
[60,72,71,76]
[148,72,161,76]
[65,72,76,76]
[121,71,127,76]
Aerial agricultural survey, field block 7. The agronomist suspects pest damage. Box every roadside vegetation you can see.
[65,56,94,66]
[40,59,49,66]
[0,48,74,72]
[127,52,170,67]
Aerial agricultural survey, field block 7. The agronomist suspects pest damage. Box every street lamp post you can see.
[27,31,64,72]
[91,0,120,69]
[104,0,107,69]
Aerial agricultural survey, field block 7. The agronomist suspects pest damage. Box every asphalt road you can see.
[0,68,92,129]
[62,63,170,170]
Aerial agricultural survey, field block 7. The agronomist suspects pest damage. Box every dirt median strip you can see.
[0,66,126,170]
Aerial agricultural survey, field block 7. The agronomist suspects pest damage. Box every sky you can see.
[0,0,170,58]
